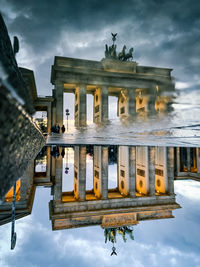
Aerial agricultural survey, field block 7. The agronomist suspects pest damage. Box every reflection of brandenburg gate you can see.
[51,57,174,126]
[49,146,180,230]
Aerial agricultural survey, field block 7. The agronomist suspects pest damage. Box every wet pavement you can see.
[1,85,200,266]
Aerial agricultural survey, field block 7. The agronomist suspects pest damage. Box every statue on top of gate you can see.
[104,33,134,62]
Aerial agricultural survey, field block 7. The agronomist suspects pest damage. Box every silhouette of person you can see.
[61,148,65,158]
[57,124,60,133]
[61,125,65,133]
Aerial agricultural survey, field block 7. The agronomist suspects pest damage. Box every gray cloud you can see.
[1,0,200,94]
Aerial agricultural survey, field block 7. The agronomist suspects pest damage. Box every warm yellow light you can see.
[5,179,21,202]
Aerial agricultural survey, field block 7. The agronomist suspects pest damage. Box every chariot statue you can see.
[104,33,134,62]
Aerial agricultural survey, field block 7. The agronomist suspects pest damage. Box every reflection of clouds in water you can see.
[175,180,200,201]
[0,216,33,266]
[53,232,110,264]
[1,182,200,266]
[108,164,117,188]
[86,155,93,190]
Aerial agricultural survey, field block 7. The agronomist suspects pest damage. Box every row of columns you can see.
[53,146,174,202]
[176,147,200,178]
[34,101,52,133]
[53,82,109,127]
[53,82,167,128]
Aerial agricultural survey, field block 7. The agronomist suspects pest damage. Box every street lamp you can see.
[65,148,69,174]
[65,109,70,131]
[11,182,17,250]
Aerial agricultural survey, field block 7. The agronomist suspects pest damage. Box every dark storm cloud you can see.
[1,0,200,93]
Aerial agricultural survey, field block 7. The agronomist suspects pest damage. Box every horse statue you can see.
[123,47,134,61]
[110,44,117,58]
[117,228,127,242]
[124,226,134,240]
[118,45,126,60]
[105,43,117,59]
[105,44,109,58]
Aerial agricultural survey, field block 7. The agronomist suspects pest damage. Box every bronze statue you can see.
[104,33,134,61]
[111,245,117,256]
[105,44,109,58]
[118,45,126,60]
[123,47,134,61]
[111,33,117,43]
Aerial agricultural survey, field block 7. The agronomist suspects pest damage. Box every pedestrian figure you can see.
[61,148,65,158]
[61,125,65,133]
[57,124,60,133]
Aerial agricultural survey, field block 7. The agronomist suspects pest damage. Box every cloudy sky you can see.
[1,0,200,97]
[1,180,200,267]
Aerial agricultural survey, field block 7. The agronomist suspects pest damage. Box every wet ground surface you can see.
[47,128,200,147]
[47,87,200,147]
[1,87,200,266]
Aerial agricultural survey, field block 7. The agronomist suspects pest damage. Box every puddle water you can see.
[1,88,200,266]
[1,144,200,266]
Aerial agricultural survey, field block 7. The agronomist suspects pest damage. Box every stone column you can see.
[101,146,108,199]
[176,147,180,175]
[129,147,136,197]
[94,86,108,123]
[51,154,56,179]
[147,92,157,116]
[128,88,136,117]
[167,147,175,195]
[46,146,51,179]
[118,146,130,196]
[74,146,86,201]
[187,148,191,172]
[55,82,64,127]
[148,147,155,195]
[93,146,108,199]
[47,103,52,133]
[79,84,87,126]
[101,86,108,122]
[93,88,101,123]
[75,85,87,127]
[117,96,120,117]
[197,148,200,174]
[52,89,56,128]
[118,88,136,118]
[54,152,63,203]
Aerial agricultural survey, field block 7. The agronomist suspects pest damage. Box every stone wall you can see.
[0,83,45,200]
[0,14,46,200]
